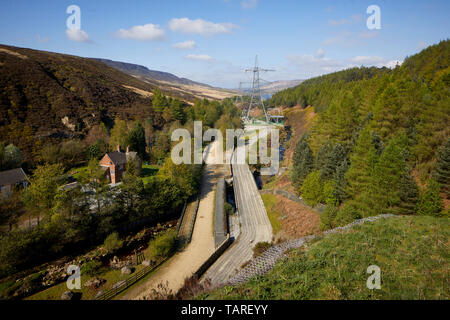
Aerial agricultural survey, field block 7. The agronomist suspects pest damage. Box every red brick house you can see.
[100,146,142,184]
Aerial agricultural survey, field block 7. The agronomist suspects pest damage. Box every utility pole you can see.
[243,55,274,123]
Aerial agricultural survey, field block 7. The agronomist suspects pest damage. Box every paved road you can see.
[202,126,273,286]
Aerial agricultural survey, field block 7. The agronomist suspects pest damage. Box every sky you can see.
[0,0,449,88]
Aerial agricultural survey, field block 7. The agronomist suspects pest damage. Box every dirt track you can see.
[119,141,221,300]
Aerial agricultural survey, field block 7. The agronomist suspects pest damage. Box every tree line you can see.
[284,40,449,229]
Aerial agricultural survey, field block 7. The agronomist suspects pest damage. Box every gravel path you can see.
[119,142,222,300]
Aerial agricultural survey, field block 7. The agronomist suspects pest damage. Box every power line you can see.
[242,55,274,123]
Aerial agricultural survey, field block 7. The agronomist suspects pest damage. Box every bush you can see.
[103,232,123,254]
[300,170,324,206]
[224,202,234,215]
[147,230,178,261]
[81,260,102,277]
[253,242,272,258]
[334,202,361,226]
[320,205,339,230]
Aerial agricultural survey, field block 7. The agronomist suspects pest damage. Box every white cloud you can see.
[287,54,350,78]
[169,18,239,36]
[66,29,91,43]
[116,23,166,41]
[351,56,385,65]
[185,54,213,61]
[241,0,258,9]
[351,56,403,68]
[384,60,403,69]
[172,40,197,50]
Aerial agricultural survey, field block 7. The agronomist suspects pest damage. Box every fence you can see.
[185,197,200,243]
[95,258,167,300]
[194,235,232,279]
[176,201,188,234]
[214,179,228,248]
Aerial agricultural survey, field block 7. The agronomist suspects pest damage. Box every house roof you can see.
[106,151,127,165]
[0,168,28,186]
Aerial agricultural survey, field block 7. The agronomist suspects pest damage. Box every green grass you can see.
[203,216,450,300]
[261,194,282,235]
[141,164,160,185]
[26,264,147,300]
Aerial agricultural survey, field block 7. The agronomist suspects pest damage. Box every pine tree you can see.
[396,171,419,215]
[369,135,408,214]
[128,123,147,160]
[169,99,187,124]
[434,138,450,198]
[316,142,347,181]
[417,179,444,216]
[345,126,378,201]
[152,88,168,112]
[300,170,324,207]
[290,135,314,190]
[332,158,349,204]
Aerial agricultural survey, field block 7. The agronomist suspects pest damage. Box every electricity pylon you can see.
[243,55,274,123]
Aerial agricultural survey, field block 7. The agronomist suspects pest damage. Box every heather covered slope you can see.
[0,44,188,162]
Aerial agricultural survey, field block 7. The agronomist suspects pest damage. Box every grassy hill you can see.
[203,215,449,300]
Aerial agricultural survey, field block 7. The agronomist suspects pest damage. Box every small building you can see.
[99,146,142,184]
[0,168,28,199]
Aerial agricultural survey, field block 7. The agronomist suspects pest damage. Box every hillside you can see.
[259,79,304,95]
[265,40,449,231]
[94,58,210,87]
[203,215,449,300]
[96,58,237,101]
[0,44,203,163]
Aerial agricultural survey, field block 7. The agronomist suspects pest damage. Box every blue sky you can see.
[0,0,448,87]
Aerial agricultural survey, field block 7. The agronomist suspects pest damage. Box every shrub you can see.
[320,205,339,230]
[147,230,178,261]
[224,202,234,215]
[253,242,271,258]
[334,202,361,226]
[300,170,324,206]
[103,232,123,254]
[81,260,102,277]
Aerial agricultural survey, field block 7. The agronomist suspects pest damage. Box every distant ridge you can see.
[94,58,212,88]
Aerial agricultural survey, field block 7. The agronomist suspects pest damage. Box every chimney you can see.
[126,146,130,153]
[117,145,121,152]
